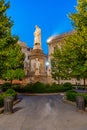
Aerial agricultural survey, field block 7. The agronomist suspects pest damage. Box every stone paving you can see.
[0,94,87,130]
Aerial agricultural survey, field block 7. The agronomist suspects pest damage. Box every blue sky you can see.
[7,0,77,54]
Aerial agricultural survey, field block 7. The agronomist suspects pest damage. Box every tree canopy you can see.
[51,0,87,85]
[0,0,25,82]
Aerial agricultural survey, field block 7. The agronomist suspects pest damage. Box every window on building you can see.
[27,48,30,51]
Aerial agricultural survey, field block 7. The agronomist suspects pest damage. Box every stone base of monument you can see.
[35,75,40,82]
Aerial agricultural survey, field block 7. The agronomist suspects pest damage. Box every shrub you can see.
[1,82,12,91]
[51,83,58,87]
[29,82,45,93]
[0,89,17,108]
[66,90,87,106]
[5,89,17,100]
[0,95,4,107]
[12,84,21,92]
[63,82,72,90]
[24,83,33,88]
[5,88,16,94]
[11,82,72,93]
[84,95,87,106]
[66,90,77,102]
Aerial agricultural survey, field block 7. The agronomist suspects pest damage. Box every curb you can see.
[18,92,65,96]
[62,96,87,111]
[0,99,21,114]
[62,97,76,106]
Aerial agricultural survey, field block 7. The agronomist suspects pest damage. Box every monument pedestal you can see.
[28,48,47,83]
[35,75,40,82]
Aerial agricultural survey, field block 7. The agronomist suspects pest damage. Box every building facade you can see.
[17,41,31,77]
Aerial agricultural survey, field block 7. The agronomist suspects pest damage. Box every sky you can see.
[7,0,77,54]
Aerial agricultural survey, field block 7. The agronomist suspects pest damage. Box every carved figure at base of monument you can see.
[35,58,40,75]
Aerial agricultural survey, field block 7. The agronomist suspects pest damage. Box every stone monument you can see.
[28,25,50,83]
[33,25,41,50]
[34,25,41,44]
[35,58,40,75]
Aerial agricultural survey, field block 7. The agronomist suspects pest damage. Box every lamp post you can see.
[45,61,51,77]
[45,61,49,70]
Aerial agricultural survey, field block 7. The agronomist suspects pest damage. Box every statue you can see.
[31,60,36,71]
[34,25,41,45]
[35,58,40,75]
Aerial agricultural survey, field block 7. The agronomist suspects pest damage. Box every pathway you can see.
[0,94,87,130]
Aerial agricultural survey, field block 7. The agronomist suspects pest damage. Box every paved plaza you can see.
[0,94,87,130]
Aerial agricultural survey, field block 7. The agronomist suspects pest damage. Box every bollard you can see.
[76,96,85,111]
[4,97,13,114]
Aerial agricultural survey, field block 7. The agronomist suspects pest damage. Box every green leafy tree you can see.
[0,0,25,83]
[52,0,87,86]
[62,0,87,86]
[51,46,62,84]
[51,45,72,84]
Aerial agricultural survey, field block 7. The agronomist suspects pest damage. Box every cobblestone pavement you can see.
[0,94,87,130]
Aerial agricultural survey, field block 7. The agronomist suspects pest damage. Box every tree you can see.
[51,45,72,84]
[0,0,25,83]
[51,46,62,84]
[62,0,87,86]
[52,0,87,86]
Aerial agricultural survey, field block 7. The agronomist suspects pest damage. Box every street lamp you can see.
[45,61,50,71]
[45,61,51,76]
[45,61,50,67]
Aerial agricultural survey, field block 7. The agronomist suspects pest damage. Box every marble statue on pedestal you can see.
[34,25,41,45]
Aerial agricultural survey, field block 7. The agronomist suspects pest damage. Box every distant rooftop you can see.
[47,31,74,44]
[18,41,28,48]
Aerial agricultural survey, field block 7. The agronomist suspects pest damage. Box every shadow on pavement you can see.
[13,107,23,113]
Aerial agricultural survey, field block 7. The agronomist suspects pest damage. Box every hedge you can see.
[66,90,87,106]
[12,82,73,93]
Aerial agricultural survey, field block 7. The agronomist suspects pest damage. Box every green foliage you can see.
[12,84,22,92]
[51,46,67,84]
[69,0,87,31]
[0,88,17,107]
[84,95,87,106]
[5,88,17,99]
[28,82,45,93]
[1,82,12,91]
[12,82,72,93]
[66,89,87,106]
[62,31,87,85]
[51,0,87,86]
[63,0,87,85]
[0,0,25,81]
[63,82,72,89]
[0,95,4,107]
[5,88,16,95]
[66,90,77,102]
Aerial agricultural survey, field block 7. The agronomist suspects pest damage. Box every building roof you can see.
[47,31,74,44]
[17,41,28,48]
